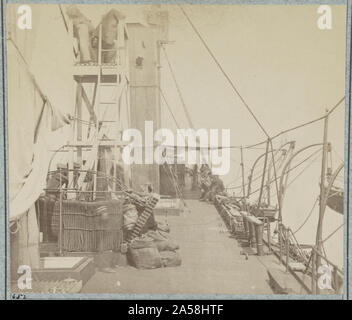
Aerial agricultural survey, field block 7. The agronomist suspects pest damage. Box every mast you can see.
[315,110,329,282]
[240,146,246,199]
[257,139,270,208]
[157,40,162,131]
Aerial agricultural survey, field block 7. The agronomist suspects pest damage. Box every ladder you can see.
[71,22,127,199]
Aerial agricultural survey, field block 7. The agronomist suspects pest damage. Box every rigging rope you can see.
[226,165,242,188]
[8,37,54,109]
[293,197,319,234]
[248,97,345,149]
[268,139,283,211]
[248,147,322,196]
[178,5,270,138]
[322,223,344,244]
[157,7,346,153]
[161,45,196,130]
[227,147,290,190]
[162,162,188,209]
[286,152,322,189]
[332,148,344,163]
[159,87,181,129]
[162,163,178,195]
[167,164,183,199]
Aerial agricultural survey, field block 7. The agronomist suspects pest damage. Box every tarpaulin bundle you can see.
[126,230,181,269]
[52,199,123,252]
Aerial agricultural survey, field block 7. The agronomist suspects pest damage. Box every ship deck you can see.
[81,200,295,295]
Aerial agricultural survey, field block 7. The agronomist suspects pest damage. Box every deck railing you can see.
[214,196,344,295]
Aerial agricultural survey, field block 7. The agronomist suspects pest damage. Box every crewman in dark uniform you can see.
[199,164,212,201]
[37,163,68,241]
[207,175,225,203]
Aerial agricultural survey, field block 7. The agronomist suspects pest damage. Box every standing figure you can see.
[66,5,95,63]
[91,9,126,63]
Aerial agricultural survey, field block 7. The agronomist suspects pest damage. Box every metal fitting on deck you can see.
[241,211,265,256]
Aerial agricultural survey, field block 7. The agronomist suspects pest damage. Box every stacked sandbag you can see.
[127,227,182,269]
[145,229,181,268]
[160,251,182,267]
[146,230,179,251]
[127,235,162,269]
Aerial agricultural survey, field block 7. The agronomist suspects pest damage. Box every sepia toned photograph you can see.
[4,2,348,297]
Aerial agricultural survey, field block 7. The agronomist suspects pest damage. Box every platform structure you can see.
[64,21,130,198]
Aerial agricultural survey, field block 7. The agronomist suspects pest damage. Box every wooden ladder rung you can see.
[100,83,118,87]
